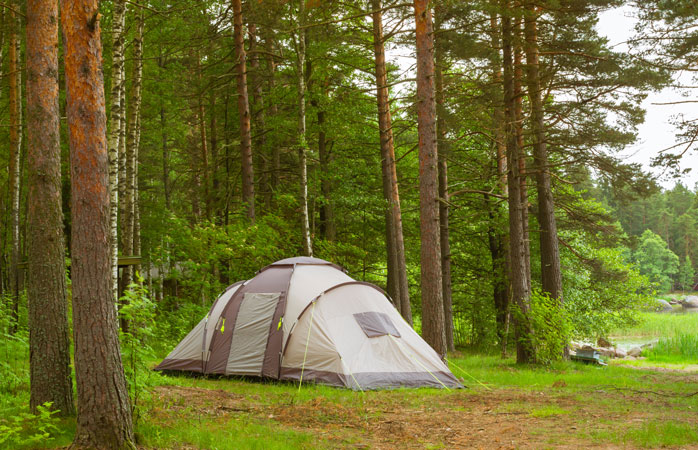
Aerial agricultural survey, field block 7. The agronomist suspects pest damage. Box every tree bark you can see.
[196,53,211,221]
[317,108,337,241]
[120,8,144,311]
[434,6,454,351]
[372,0,411,323]
[501,5,534,364]
[489,13,511,357]
[233,0,255,221]
[61,0,135,446]
[249,22,271,210]
[8,0,21,335]
[414,0,445,355]
[108,0,125,303]
[26,0,75,415]
[524,3,562,303]
[514,17,531,292]
[296,0,312,257]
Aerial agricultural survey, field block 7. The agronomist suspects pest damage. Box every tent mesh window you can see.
[353,312,401,338]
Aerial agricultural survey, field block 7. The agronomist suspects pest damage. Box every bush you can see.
[527,290,571,365]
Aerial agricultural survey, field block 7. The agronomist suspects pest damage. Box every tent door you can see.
[225,292,281,375]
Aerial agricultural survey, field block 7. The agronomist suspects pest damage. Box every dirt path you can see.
[150,385,669,449]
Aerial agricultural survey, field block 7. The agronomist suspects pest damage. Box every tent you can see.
[155,257,461,390]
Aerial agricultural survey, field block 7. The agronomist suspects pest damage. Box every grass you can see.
[645,333,698,363]
[3,323,698,449]
[612,311,698,338]
[591,422,698,448]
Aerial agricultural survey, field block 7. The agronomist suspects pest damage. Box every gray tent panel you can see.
[226,292,281,375]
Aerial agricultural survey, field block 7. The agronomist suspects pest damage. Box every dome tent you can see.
[155,257,461,390]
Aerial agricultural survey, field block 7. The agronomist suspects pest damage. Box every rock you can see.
[627,347,642,357]
[597,347,615,357]
[682,296,698,309]
[614,348,627,358]
[624,355,637,361]
[654,299,673,312]
[597,337,613,348]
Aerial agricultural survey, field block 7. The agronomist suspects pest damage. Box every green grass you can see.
[529,405,570,418]
[612,311,698,338]
[2,344,698,449]
[591,422,698,448]
[645,333,698,363]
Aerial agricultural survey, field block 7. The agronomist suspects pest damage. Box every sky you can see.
[596,7,698,189]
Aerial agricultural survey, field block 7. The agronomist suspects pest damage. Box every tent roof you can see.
[263,256,346,272]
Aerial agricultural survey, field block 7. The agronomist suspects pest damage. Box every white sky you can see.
[597,7,698,189]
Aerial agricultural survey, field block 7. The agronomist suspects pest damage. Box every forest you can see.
[1,0,697,448]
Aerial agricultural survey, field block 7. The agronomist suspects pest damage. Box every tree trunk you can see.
[120,9,144,316]
[489,13,511,357]
[233,0,255,221]
[26,0,75,415]
[8,1,21,335]
[434,6,454,351]
[414,0,445,355]
[249,23,271,210]
[372,0,411,323]
[61,0,135,446]
[296,0,312,257]
[108,0,125,303]
[264,35,281,194]
[514,17,531,292]
[502,5,534,364]
[317,108,337,241]
[524,3,562,303]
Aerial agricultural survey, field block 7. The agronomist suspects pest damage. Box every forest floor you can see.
[127,353,698,449]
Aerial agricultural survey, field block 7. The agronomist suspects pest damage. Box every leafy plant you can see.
[0,402,60,447]
[119,274,157,423]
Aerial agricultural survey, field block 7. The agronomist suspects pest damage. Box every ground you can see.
[130,354,698,449]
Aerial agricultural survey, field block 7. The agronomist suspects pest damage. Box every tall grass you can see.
[645,333,698,363]
[612,312,698,338]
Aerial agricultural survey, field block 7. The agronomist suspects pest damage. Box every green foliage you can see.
[119,275,158,423]
[678,255,694,290]
[0,403,60,448]
[527,290,571,365]
[634,230,679,291]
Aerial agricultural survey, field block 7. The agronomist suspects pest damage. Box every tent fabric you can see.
[155,257,462,390]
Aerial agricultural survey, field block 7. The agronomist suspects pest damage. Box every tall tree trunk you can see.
[108,0,126,302]
[61,0,135,446]
[194,51,210,221]
[490,14,508,196]
[524,3,562,303]
[372,0,411,323]
[8,1,21,335]
[502,5,534,364]
[514,17,531,292]
[265,35,280,194]
[434,6,454,351]
[233,0,255,221]
[489,13,511,357]
[296,0,312,257]
[414,0,445,355]
[249,23,270,210]
[317,108,337,241]
[120,8,144,312]
[26,0,75,415]
[210,91,220,221]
